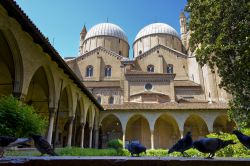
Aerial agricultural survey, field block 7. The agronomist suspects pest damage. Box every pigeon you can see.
[31,134,58,156]
[0,136,31,158]
[233,130,250,149]
[127,142,146,157]
[168,131,193,157]
[193,138,235,159]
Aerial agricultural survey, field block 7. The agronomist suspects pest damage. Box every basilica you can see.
[0,0,235,150]
[66,13,235,149]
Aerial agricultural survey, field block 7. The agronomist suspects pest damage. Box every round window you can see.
[145,83,153,91]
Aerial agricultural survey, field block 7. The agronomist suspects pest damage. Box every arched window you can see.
[109,96,114,104]
[86,65,93,77]
[105,65,112,77]
[139,50,142,55]
[119,51,122,55]
[166,64,173,74]
[147,65,154,73]
[97,96,101,104]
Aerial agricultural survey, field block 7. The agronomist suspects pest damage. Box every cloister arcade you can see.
[99,111,236,149]
[0,6,102,148]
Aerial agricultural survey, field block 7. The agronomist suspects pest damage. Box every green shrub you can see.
[107,139,123,155]
[0,95,46,137]
[206,129,250,158]
[57,147,118,156]
[145,149,167,157]
[166,129,250,158]
[107,139,123,151]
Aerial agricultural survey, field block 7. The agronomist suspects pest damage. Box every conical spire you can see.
[180,12,186,18]
[80,25,87,35]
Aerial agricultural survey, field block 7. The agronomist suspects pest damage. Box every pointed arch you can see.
[54,86,71,147]
[72,98,82,146]
[25,66,49,114]
[0,29,23,96]
[43,66,56,108]
[64,85,74,116]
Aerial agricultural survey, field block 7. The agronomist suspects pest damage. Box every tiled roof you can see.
[103,102,228,110]
[83,81,121,88]
[135,44,187,59]
[77,46,129,61]
[125,70,175,76]
[174,80,201,87]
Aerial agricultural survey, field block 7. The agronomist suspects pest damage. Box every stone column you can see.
[150,130,154,149]
[80,122,85,148]
[122,130,126,149]
[46,107,57,144]
[13,92,26,101]
[89,126,93,148]
[67,116,74,147]
[94,127,99,148]
[180,130,184,139]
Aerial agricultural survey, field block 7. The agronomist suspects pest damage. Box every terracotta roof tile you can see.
[103,102,228,110]
[83,81,121,88]
[174,80,201,87]
[126,70,173,76]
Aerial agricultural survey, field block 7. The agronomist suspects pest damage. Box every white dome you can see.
[84,23,128,43]
[134,23,179,42]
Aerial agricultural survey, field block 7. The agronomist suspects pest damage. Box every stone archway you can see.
[0,31,16,95]
[213,115,236,133]
[84,108,92,148]
[72,100,81,146]
[54,87,71,147]
[0,30,23,97]
[125,114,151,148]
[184,115,209,140]
[100,114,122,148]
[25,67,49,115]
[154,114,180,149]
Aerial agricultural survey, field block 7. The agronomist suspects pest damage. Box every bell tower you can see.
[179,12,187,48]
[79,25,87,55]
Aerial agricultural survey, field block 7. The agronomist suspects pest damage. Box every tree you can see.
[0,95,46,137]
[185,0,250,127]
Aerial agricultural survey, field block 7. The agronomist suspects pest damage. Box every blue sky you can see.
[15,0,187,58]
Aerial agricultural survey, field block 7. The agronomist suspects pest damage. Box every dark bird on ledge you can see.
[193,138,235,159]
[127,142,146,157]
[31,134,58,156]
[233,130,250,149]
[168,131,193,157]
[0,136,31,158]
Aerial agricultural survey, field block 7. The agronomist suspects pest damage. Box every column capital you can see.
[94,124,101,131]
[13,92,26,101]
[89,126,93,131]
[68,116,75,124]
[94,127,99,132]
[49,107,57,114]
[80,122,86,128]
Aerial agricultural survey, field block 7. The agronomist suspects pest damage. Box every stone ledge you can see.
[0,156,250,166]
